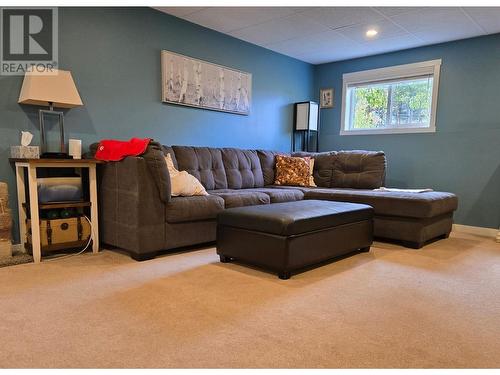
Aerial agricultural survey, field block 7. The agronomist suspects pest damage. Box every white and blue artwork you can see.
[161,50,252,115]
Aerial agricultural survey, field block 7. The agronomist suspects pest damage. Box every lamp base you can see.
[41,152,73,159]
[39,106,66,158]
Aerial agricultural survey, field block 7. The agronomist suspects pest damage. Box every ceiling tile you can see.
[337,19,407,44]
[301,7,383,29]
[288,7,313,14]
[362,34,424,54]
[183,7,298,33]
[413,23,485,44]
[266,30,360,57]
[390,7,480,33]
[297,34,424,63]
[229,13,330,46]
[373,7,427,17]
[463,7,500,34]
[154,7,205,18]
[295,47,373,64]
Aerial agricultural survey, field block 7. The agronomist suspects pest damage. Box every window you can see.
[341,59,441,135]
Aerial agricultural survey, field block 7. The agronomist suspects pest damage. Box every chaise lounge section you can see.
[303,188,456,248]
[92,142,458,260]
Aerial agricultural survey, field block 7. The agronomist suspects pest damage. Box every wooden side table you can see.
[10,158,102,263]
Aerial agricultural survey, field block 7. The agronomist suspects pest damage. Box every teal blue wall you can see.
[314,34,500,229]
[0,7,314,241]
[2,8,499,239]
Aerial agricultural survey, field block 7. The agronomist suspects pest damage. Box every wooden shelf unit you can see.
[22,201,92,210]
[10,158,100,263]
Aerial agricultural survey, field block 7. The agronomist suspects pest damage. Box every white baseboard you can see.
[453,224,500,241]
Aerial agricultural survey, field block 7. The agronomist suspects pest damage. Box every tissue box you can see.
[10,146,40,159]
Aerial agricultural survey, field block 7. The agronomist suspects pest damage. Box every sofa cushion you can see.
[221,148,265,189]
[172,146,228,190]
[292,151,336,188]
[331,151,386,189]
[265,184,317,192]
[293,150,386,189]
[244,188,304,203]
[303,188,458,219]
[165,195,225,223]
[257,150,286,186]
[209,189,270,208]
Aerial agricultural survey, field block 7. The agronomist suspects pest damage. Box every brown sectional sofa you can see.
[92,142,458,260]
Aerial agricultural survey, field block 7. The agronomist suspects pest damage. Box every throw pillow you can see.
[165,153,208,197]
[274,155,317,187]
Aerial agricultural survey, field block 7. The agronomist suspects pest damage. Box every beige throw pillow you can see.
[274,155,317,187]
[165,153,208,197]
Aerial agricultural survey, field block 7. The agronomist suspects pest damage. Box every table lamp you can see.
[18,69,83,159]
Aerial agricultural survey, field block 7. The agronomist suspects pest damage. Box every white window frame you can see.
[340,59,441,136]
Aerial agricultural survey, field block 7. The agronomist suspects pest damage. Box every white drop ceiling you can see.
[155,7,500,64]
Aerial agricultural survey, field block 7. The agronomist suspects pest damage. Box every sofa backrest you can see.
[257,150,287,186]
[292,150,386,189]
[161,145,178,169]
[292,151,336,188]
[164,145,386,191]
[171,146,228,190]
[221,148,264,189]
[332,150,386,189]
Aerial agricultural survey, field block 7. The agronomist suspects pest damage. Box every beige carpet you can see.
[0,232,499,368]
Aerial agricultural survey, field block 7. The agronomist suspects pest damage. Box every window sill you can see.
[340,126,436,136]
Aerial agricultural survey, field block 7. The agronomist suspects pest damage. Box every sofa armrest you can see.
[89,140,171,203]
[141,141,172,203]
[98,156,166,254]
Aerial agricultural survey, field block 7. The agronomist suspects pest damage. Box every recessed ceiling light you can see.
[366,29,378,38]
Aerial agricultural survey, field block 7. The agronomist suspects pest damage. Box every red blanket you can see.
[95,137,151,161]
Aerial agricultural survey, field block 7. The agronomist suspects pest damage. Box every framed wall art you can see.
[161,50,252,115]
[320,88,334,109]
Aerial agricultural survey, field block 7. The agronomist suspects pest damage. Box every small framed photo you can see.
[320,88,334,109]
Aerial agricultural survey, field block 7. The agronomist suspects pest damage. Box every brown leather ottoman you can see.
[216,200,374,279]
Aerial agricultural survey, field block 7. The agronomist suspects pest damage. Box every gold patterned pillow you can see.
[274,155,317,187]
